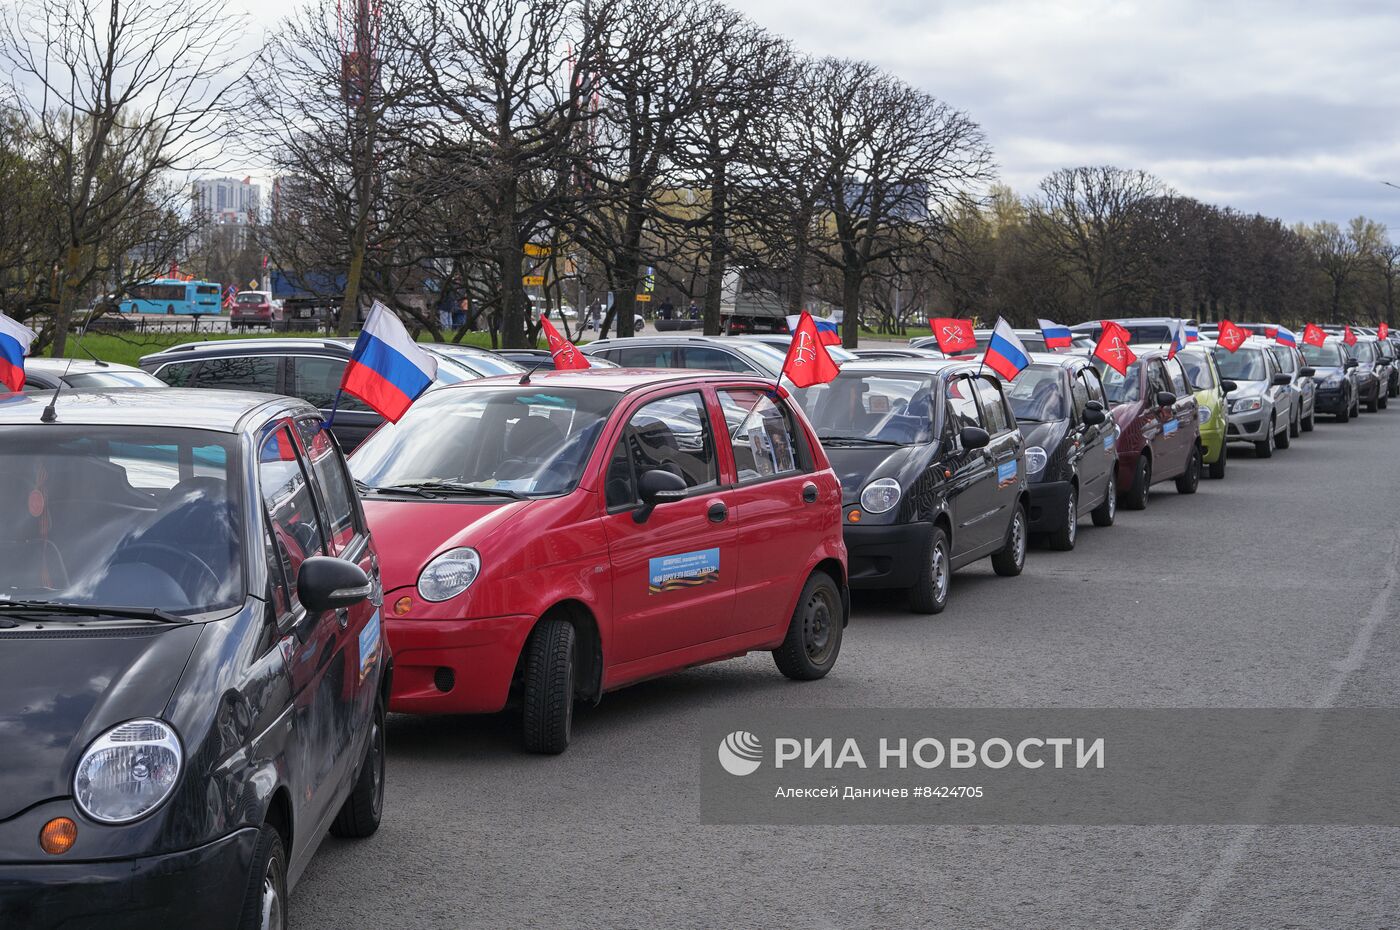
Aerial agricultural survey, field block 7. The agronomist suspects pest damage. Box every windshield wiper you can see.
[818,436,906,446]
[0,600,190,624]
[381,480,529,500]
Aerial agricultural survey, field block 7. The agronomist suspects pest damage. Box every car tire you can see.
[991,504,1028,577]
[908,524,951,615]
[1255,419,1274,458]
[522,618,575,755]
[1302,410,1315,432]
[1368,388,1379,413]
[1380,393,1389,410]
[1175,445,1201,494]
[1289,408,1301,437]
[1276,416,1290,449]
[1045,486,1078,551]
[773,571,843,679]
[330,697,385,839]
[237,824,288,930]
[1091,471,1116,527]
[1123,456,1151,511]
[1207,442,1227,479]
[1337,398,1350,423]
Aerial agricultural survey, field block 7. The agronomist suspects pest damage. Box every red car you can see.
[1089,348,1202,509]
[349,369,847,753]
[230,290,276,328]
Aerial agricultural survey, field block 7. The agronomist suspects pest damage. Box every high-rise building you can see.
[192,176,261,225]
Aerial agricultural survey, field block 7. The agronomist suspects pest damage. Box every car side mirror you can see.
[1299,367,1316,378]
[1082,406,1106,426]
[634,468,687,523]
[1271,373,1292,386]
[1085,399,1103,412]
[1156,391,1176,407]
[1345,358,1359,370]
[959,425,990,450]
[297,556,372,614]
[1220,380,1237,394]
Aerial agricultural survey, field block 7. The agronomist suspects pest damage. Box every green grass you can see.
[54,329,529,367]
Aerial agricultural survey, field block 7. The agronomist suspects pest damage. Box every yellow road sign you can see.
[522,275,545,287]
[635,294,652,302]
[524,243,551,257]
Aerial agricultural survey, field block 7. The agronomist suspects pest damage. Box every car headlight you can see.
[860,478,901,514]
[1024,446,1048,476]
[1322,375,1344,388]
[417,546,481,602]
[74,719,182,824]
[1231,397,1262,413]
[1197,405,1211,423]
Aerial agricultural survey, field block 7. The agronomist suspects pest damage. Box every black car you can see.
[1346,336,1390,412]
[494,347,620,370]
[793,359,1028,614]
[998,353,1119,550]
[1302,338,1360,421]
[0,389,387,930]
[139,338,477,451]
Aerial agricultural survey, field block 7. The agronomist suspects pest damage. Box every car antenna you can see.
[41,304,99,423]
[519,361,548,385]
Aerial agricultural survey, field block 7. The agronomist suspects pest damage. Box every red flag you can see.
[1343,325,1358,346]
[1216,319,1248,352]
[1303,323,1327,347]
[781,312,841,388]
[1092,320,1137,375]
[1380,322,1390,340]
[540,316,590,370]
[930,317,976,354]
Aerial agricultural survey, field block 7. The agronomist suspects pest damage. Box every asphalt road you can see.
[294,405,1400,930]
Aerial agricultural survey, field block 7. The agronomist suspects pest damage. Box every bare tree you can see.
[1300,217,1386,324]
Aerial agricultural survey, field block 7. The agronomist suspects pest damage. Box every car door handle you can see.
[708,501,728,523]
[802,482,819,503]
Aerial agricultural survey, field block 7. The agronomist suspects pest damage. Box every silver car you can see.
[1267,342,1317,435]
[1211,339,1296,458]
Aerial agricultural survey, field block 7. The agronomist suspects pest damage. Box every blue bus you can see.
[120,278,223,315]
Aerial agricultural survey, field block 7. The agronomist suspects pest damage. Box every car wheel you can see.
[1175,444,1201,494]
[1302,410,1315,432]
[1337,398,1350,423]
[1255,419,1274,458]
[1091,471,1116,527]
[1207,442,1227,479]
[1380,393,1389,410]
[991,504,1028,577]
[1289,408,1301,437]
[1276,415,1290,449]
[1045,486,1078,551]
[166,305,174,315]
[773,571,843,679]
[1390,377,1398,399]
[1368,387,1379,412]
[1123,456,1151,511]
[330,697,385,838]
[522,618,575,754]
[908,524,951,615]
[237,823,287,930]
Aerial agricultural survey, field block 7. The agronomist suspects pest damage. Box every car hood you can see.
[1312,366,1345,380]
[1230,380,1268,399]
[362,498,535,594]
[1019,419,1068,453]
[0,623,203,821]
[822,443,930,504]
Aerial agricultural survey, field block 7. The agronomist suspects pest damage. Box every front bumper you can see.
[0,827,257,930]
[1198,422,1225,464]
[1028,480,1073,532]
[1226,408,1269,442]
[844,521,932,590]
[1314,387,1347,413]
[386,612,537,714]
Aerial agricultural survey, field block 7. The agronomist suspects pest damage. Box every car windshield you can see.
[1177,351,1216,389]
[1001,365,1068,421]
[350,386,619,497]
[1345,341,1375,362]
[795,371,939,445]
[63,370,164,388]
[437,349,523,377]
[1213,348,1268,381]
[1301,343,1342,367]
[1091,360,1141,405]
[975,333,1049,353]
[0,427,244,615]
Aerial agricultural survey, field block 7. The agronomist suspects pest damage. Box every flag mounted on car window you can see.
[781,311,840,388]
[1216,319,1248,352]
[338,301,438,422]
[1037,319,1072,350]
[1303,323,1327,347]
[1168,320,1187,359]
[540,316,590,370]
[785,312,842,345]
[1093,320,1136,375]
[983,318,1030,381]
[1380,322,1390,340]
[1272,325,1298,348]
[0,313,36,393]
[1343,324,1358,346]
[930,316,976,354]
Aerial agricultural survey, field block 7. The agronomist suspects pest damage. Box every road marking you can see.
[1168,523,1400,930]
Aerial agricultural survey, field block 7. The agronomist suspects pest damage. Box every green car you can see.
[1177,345,1232,479]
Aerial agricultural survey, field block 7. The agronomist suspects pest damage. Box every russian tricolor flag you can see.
[1273,325,1298,348]
[1168,319,1187,359]
[0,313,36,393]
[1185,323,1199,343]
[787,312,842,346]
[340,301,438,422]
[1038,318,1073,350]
[983,318,1031,381]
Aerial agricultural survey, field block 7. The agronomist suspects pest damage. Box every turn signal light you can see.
[848,509,862,523]
[39,817,76,855]
[393,596,413,616]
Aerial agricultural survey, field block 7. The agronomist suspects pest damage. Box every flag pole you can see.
[322,388,344,432]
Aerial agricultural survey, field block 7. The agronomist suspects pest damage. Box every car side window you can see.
[295,418,360,553]
[680,347,752,373]
[1147,361,1171,397]
[617,346,676,368]
[154,360,202,387]
[188,356,280,393]
[1166,359,1190,396]
[718,389,802,482]
[1069,370,1090,418]
[290,356,370,412]
[605,392,718,509]
[946,376,982,436]
[1081,368,1107,406]
[258,425,326,608]
[974,377,1011,434]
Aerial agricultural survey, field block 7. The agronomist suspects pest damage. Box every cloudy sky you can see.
[233,0,1400,230]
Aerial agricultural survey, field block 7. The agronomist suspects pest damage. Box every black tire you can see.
[1045,485,1078,551]
[1390,376,1398,399]
[1276,415,1290,449]
[773,572,843,679]
[330,698,385,839]
[1123,455,1151,511]
[1301,410,1315,432]
[237,823,287,930]
[1091,470,1116,527]
[522,618,575,754]
[1289,408,1301,437]
[1175,444,1201,494]
[1337,398,1350,423]
[1207,442,1227,480]
[991,504,1028,577]
[1380,393,1388,410]
[1367,387,1379,413]
[1255,419,1274,458]
[907,525,951,615]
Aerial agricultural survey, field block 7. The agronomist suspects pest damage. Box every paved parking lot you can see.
[294,408,1400,929]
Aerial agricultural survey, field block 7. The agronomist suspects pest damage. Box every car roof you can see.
[584,334,759,348]
[826,358,982,377]
[1069,317,1198,329]
[143,337,350,361]
[0,387,309,431]
[1025,352,1089,368]
[24,357,145,374]
[438,367,782,393]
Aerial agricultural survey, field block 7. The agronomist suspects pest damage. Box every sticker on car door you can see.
[1162,418,1179,435]
[649,548,720,594]
[996,460,1018,487]
[358,610,381,683]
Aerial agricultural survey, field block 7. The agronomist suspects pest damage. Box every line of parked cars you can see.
[3,315,1394,928]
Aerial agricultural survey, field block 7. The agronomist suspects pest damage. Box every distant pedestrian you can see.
[659,298,674,321]
[688,301,700,321]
